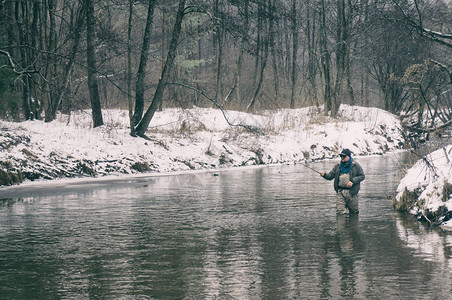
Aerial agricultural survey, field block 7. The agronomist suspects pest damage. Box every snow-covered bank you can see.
[393,145,452,229]
[0,105,405,187]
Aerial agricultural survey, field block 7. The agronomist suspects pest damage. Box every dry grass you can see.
[443,180,452,202]
[393,188,419,212]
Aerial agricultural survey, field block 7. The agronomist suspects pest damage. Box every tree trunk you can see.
[132,0,157,126]
[15,1,32,120]
[318,0,332,115]
[46,4,84,122]
[160,5,166,111]
[345,0,355,106]
[226,0,249,105]
[333,0,354,115]
[306,2,318,107]
[226,41,244,104]
[269,0,279,104]
[214,0,223,103]
[30,0,40,119]
[333,0,345,117]
[284,28,291,81]
[135,0,185,136]
[215,31,223,103]
[253,3,263,86]
[127,0,135,135]
[360,71,370,107]
[85,0,103,127]
[247,19,269,112]
[290,0,298,109]
[48,0,57,119]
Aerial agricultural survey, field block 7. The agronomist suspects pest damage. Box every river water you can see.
[0,152,451,299]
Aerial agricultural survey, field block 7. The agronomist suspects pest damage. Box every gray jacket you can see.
[323,160,365,195]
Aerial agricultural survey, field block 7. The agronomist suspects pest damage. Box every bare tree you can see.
[132,0,157,127]
[269,0,279,104]
[44,4,85,122]
[325,0,355,116]
[391,0,452,138]
[305,0,319,107]
[127,0,134,134]
[317,0,332,115]
[290,0,298,109]
[213,0,224,103]
[135,0,186,136]
[2,0,449,130]
[246,1,270,112]
[85,0,103,127]
[225,0,249,105]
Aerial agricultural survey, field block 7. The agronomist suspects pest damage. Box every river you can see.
[0,152,451,299]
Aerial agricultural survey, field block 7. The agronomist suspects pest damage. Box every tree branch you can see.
[0,49,38,75]
[391,0,452,48]
[430,59,452,84]
[411,119,452,134]
[167,81,263,134]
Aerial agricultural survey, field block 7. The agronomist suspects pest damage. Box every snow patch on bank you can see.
[394,145,452,229]
[0,105,405,187]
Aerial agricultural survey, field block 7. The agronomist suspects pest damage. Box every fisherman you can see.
[320,149,365,214]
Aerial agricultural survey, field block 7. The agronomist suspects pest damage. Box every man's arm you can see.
[351,164,365,184]
[321,165,337,181]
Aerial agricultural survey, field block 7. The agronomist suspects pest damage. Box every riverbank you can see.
[0,105,405,187]
[393,144,452,229]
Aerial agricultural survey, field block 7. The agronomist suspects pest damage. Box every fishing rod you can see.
[277,161,323,175]
[299,163,322,174]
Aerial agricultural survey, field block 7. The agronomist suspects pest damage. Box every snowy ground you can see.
[0,105,405,187]
[394,144,452,229]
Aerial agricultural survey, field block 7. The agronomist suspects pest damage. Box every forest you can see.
[0,0,451,137]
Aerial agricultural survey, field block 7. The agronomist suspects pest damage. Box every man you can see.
[320,149,365,214]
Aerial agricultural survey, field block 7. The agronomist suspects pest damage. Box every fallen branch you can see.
[412,119,452,134]
[421,209,433,226]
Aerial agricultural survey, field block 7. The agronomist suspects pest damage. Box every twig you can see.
[421,209,433,226]
[430,59,452,84]
[167,81,264,134]
[0,50,38,75]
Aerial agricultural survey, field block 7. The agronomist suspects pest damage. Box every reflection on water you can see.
[396,213,452,268]
[0,153,451,299]
[335,214,363,298]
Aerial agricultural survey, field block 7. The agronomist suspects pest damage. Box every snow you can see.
[394,145,452,229]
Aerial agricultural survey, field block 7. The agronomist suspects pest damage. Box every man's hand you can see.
[346,181,353,188]
[320,172,325,177]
